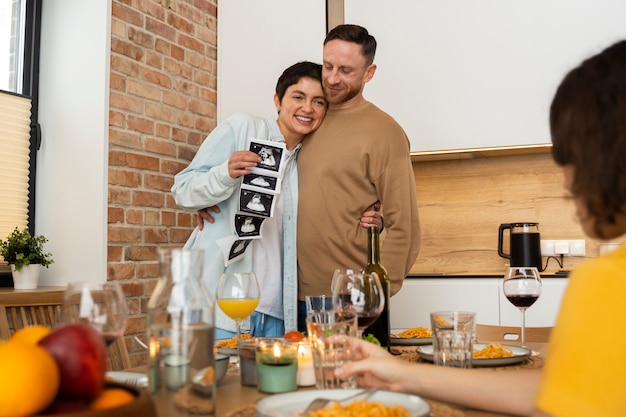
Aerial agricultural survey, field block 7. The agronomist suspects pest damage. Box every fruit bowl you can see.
[35,382,157,417]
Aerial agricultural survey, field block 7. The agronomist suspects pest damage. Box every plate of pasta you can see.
[390,327,433,346]
[215,333,253,355]
[416,343,531,367]
[256,389,431,417]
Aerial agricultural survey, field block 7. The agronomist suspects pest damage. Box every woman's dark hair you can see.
[275,61,322,102]
[550,40,626,237]
[324,24,377,66]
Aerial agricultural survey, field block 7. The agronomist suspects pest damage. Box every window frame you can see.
[0,0,42,287]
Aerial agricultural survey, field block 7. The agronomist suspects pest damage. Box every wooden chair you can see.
[475,323,552,343]
[0,288,132,371]
[0,290,64,340]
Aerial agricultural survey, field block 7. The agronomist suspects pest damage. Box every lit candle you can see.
[256,339,297,393]
[148,339,161,393]
[296,342,315,387]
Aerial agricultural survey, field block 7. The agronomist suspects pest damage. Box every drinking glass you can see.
[216,272,260,363]
[332,269,384,338]
[502,266,542,347]
[60,281,128,346]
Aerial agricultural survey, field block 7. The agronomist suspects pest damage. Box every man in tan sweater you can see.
[296,24,421,331]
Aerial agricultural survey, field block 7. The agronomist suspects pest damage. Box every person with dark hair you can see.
[332,40,626,417]
[172,62,328,338]
[296,24,421,331]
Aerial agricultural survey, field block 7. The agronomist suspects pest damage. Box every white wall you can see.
[36,0,111,285]
[217,0,325,122]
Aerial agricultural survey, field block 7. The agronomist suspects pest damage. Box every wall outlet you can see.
[541,239,586,256]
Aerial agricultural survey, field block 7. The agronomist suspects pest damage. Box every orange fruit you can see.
[0,341,60,417]
[89,387,135,410]
[10,325,51,345]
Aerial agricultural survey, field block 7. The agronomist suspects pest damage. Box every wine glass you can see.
[502,266,542,347]
[60,281,128,346]
[332,270,384,338]
[216,272,260,363]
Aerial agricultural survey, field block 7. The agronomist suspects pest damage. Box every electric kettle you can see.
[498,222,543,271]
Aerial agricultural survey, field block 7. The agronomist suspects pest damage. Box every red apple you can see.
[39,323,108,400]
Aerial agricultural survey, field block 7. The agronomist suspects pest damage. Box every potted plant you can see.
[0,227,54,289]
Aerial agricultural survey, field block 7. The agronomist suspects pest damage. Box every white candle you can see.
[296,342,315,387]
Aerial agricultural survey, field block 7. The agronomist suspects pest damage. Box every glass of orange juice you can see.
[216,272,260,366]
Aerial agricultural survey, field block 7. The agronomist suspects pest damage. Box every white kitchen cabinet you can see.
[390,279,500,328]
[390,277,568,329]
[344,0,626,153]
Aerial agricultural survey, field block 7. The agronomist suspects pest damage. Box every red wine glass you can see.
[502,267,542,347]
[332,270,384,338]
[60,281,128,346]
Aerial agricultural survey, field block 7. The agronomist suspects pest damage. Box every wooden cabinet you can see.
[390,277,567,329]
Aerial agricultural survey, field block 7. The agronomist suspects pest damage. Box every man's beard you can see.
[324,82,360,105]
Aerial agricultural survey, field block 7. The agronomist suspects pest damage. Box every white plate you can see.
[416,343,531,367]
[106,371,148,387]
[217,346,238,356]
[390,328,432,346]
[256,389,430,417]
[215,338,239,356]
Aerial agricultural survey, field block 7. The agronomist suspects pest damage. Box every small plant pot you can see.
[11,263,41,289]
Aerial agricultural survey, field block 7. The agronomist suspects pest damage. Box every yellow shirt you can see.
[535,245,626,416]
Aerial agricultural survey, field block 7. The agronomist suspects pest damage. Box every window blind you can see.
[0,90,31,263]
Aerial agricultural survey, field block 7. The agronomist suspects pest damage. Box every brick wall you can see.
[108,0,217,367]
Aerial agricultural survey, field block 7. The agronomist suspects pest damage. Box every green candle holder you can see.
[256,338,297,393]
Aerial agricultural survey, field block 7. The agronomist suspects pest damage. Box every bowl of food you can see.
[191,353,230,395]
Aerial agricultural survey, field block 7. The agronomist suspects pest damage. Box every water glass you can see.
[430,311,476,368]
[147,248,216,417]
[306,310,358,389]
[305,295,333,315]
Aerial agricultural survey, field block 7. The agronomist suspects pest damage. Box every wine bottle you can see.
[363,226,390,349]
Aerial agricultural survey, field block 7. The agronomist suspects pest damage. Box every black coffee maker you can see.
[498,222,543,271]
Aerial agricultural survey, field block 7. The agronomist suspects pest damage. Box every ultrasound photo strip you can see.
[249,140,284,174]
[239,189,274,218]
[235,214,264,238]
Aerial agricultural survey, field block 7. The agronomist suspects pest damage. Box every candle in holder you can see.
[239,337,258,386]
[296,341,315,387]
[148,339,161,393]
[255,339,297,393]
[164,354,191,391]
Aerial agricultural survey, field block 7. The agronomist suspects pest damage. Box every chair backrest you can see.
[0,289,131,371]
[0,290,64,340]
[475,323,552,343]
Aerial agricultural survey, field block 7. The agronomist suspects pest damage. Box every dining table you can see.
[137,341,548,417]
